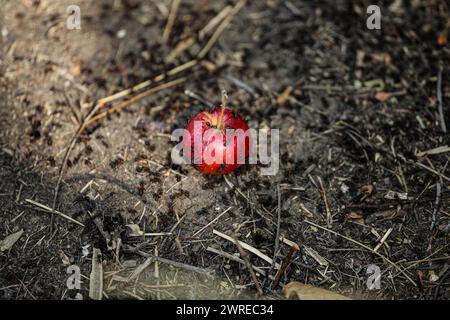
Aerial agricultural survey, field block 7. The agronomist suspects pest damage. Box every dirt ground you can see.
[1,0,449,300]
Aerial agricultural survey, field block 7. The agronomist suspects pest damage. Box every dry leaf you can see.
[371,52,391,65]
[0,229,24,252]
[361,184,374,196]
[69,64,81,77]
[283,282,351,300]
[375,91,391,102]
[126,224,143,237]
[347,211,363,219]
[437,33,448,46]
[276,86,293,105]
[59,250,71,266]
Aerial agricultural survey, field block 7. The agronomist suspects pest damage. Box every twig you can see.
[271,245,299,290]
[206,246,274,280]
[95,60,195,106]
[431,178,443,231]
[199,5,232,40]
[192,207,232,237]
[25,199,84,227]
[87,77,186,124]
[135,250,213,275]
[213,229,281,268]
[373,227,393,252]
[437,66,447,133]
[197,0,247,59]
[162,0,181,45]
[232,236,263,296]
[317,176,332,228]
[269,185,282,277]
[304,219,417,287]
[89,248,103,300]
[128,257,154,281]
[412,161,450,183]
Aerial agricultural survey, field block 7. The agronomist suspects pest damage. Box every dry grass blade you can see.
[213,229,281,269]
[162,0,181,45]
[192,207,232,237]
[128,257,154,281]
[25,199,84,227]
[199,5,232,39]
[87,77,187,124]
[232,236,264,296]
[197,0,247,59]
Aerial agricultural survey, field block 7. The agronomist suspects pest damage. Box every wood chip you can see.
[0,229,24,252]
[89,248,103,300]
[276,86,293,105]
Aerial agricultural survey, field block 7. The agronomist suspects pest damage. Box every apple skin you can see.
[183,107,250,174]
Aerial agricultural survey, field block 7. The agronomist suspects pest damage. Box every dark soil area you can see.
[1,0,449,300]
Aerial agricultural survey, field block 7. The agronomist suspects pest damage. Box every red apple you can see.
[183,107,250,174]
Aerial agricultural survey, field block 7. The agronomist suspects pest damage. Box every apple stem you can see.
[217,90,228,130]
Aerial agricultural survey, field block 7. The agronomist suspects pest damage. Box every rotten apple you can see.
[183,106,250,174]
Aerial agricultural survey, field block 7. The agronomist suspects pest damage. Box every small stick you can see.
[269,185,282,276]
[128,232,173,237]
[373,227,393,252]
[128,257,154,281]
[317,176,332,228]
[213,229,281,268]
[96,59,195,106]
[199,5,232,40]
[87,77,186,124]
[192,207,232,237]
[25,199,84,227]
[232,236,263,296]
[271,245,299,290]
[437,66,447,133]
[197,0,247,59]
[165,37,195,63]
[162,0,181,45]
